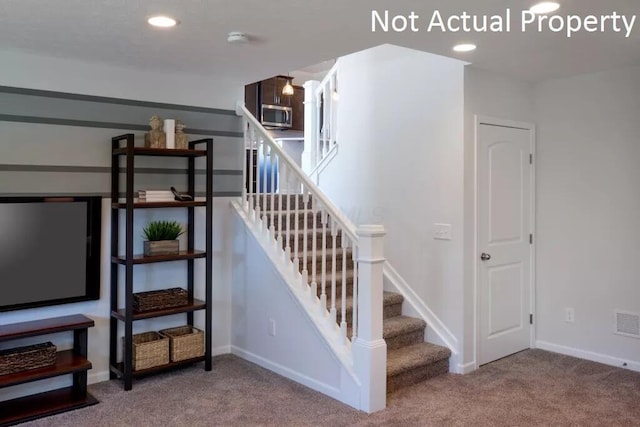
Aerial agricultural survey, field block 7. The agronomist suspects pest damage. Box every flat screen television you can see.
[0,196,102,312]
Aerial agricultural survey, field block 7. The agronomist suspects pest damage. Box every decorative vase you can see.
[143,240,180,256]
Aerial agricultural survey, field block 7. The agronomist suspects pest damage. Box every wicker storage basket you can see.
[126,331,169,371]
[159,326,204,362]
[0,342,57,375]
[133,288,189,312]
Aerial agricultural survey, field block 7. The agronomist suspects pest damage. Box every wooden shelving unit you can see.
[0,314,97,426]
[109,133,213,391]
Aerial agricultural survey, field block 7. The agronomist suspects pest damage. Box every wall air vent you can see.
[614,310,640,339]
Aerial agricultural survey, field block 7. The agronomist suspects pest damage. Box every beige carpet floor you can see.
[22,349,640,426]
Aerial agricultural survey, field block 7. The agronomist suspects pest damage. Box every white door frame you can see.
[473,115,536,370]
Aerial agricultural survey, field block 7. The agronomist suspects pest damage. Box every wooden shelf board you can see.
[112,356,205,378]
[0,387,98,426]
[111,299,206,321]
[0,350,91,389]
[112,200,206,209]
[0,315,94,343]
[112,250,206,265]
[112,147,206,157]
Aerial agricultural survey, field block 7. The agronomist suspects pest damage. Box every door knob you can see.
[480,253,492,261]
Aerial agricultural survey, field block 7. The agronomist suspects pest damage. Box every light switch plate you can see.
[433,223,452,240]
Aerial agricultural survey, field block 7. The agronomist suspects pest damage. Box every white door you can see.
[478,122,533,365]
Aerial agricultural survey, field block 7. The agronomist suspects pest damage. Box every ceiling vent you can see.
[614,310,640,339]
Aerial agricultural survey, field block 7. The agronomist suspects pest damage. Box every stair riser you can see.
[262,212,324,231]
[387,358,449,394]
[322,300,401,321]
[252,195,312,211]
[385,330,425,351]
[302,257,354,273]
[280,232,344,251]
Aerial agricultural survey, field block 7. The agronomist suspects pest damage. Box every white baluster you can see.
[310,199,318,302]
[248,128,255,221]
[292,177,299,276]
[319,208,327,316]
[285,166,291,262]
[269,146,276,240]
[330,219,337,326]
[261,141,268,233]
[302,189,309,289]
[352,247,358,341]
[341,234,348,342]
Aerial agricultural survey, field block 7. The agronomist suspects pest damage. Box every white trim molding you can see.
[536,341,640,373]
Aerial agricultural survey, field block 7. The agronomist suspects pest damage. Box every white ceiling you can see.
[1,0,638,87]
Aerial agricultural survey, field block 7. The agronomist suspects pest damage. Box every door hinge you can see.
[529,234,533,244]
[529,154,533,165]
[530,314,534,325]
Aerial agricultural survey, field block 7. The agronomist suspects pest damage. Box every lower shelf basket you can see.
[0,342,57,375]
[160,326,204,362]
[127,331,169,371]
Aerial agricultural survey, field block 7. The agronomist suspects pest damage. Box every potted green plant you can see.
[142,220,185,256]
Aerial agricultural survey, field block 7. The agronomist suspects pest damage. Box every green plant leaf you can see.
[142,220,185,241]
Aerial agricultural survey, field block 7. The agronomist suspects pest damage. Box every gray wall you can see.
[0,86,244,197]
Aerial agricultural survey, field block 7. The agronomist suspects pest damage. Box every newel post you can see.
[302,80,319,176]
[352,224,386,413]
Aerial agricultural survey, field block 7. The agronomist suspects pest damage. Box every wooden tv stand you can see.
[0,314,98,426]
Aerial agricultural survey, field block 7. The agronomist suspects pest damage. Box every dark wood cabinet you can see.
[0,315,97,426]
[109,134,213,391]
[244,76,305,131]
[291,85,305,131]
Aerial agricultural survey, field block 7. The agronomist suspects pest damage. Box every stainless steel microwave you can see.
[261,104,292,129]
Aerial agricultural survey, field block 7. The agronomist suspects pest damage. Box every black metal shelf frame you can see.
[109,134,213,390]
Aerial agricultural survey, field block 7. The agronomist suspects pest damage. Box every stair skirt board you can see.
[236,195,453,397]
[231,200,363,411]
[230,346,361,410]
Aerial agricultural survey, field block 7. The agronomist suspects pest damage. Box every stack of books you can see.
[138,190,174,202]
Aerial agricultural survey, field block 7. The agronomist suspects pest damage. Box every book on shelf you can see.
[138,190,174,201]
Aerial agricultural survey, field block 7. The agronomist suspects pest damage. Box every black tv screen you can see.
[0,196,102,312]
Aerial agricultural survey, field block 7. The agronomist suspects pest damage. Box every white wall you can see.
[315,44,466,361]
[534,65,640,369]
[0,49,242,109]
[230,208,360,409]
[463,67,534,368]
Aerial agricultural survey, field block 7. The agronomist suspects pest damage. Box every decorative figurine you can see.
[175,120,189,149]
[144,115,166,148]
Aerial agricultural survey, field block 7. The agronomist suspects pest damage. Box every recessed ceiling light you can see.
[148,15,178,28]
[529,2,560,14]
[453,43,477,53]
[227,31,249,44]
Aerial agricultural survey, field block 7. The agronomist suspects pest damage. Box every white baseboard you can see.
[536,340,640,373]
[456,361,477,374]
[88,345,232,385]
[89,370,110,385]
[213,345,231,355]
[231,345,345,401]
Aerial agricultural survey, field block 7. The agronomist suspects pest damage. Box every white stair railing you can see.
[236,103,386,412]
[303,61,339,175]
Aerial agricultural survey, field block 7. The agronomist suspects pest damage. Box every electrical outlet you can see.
[565,308,575,323]
[268,318,276,336]
[433,223,452,240]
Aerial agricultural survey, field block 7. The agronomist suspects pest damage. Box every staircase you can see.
[256,195,451,393]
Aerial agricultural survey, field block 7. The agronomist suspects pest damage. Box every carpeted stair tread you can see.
[387,342,452,377]
[383,316,426,339]
[329,291,404,316]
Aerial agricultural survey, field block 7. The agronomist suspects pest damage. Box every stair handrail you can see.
[236,103,357,242]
